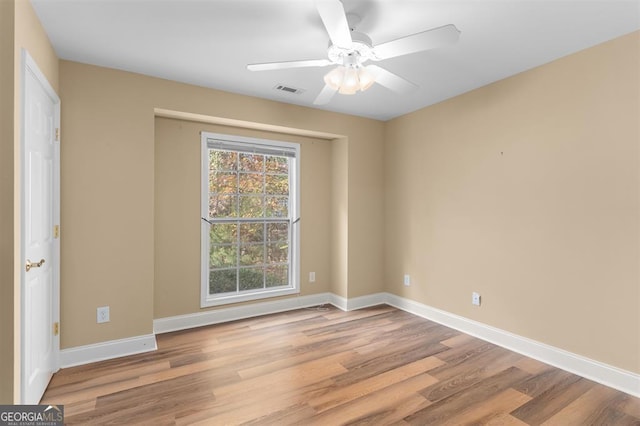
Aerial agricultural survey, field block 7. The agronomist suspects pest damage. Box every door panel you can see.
[22,50,60,404]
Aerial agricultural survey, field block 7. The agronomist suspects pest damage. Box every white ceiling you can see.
[32,0,640,121]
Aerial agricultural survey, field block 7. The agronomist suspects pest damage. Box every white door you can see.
[21,50,60,404]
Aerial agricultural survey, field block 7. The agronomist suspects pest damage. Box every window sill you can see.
[201,286,299,308]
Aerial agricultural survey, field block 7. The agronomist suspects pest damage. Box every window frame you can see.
[200,132,300,307]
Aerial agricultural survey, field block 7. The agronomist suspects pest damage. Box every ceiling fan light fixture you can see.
[324,66,346,90]
[324,65,375,95]
[358,66,376,91]
[339,67,360,94]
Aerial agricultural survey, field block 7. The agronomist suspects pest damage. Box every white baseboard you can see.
[153,292,332,334]
[329,293,347,310]
[60,291,639,398]
[383,292,640,398]
[344,292,387,310]
[59,334,157,368]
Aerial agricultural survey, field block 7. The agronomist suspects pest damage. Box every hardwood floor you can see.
[42,305,640,425]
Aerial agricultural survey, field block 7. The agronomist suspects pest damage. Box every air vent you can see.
[274,84,305,95]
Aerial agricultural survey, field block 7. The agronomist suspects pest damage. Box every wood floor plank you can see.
[404,367,531,425]
[319,304,396,321]
[41,360,171,398]
[484,413,531,425]
[178,374,335,425]
[52,398,96,418]
[512,367,578,398]
[615,392,640,418]
[213,352,349,400]
[332,339,449,387]
[39,305,640,425]
[41,376,143,406]
[439,388,531,425]
[513,356,554,375]
[242,402,318,425]
[342,394,431,426]
[579,406,640,426]
[72,387,215,425]
[247,311,325,330]
[431,338,497,367]
[540,385,624,426]
[440,333,477,348]
[309,356,443,412]
[421,349,524,403]
[306,373,438,426]
[511,376,595,424]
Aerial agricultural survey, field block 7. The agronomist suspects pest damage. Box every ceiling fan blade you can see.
[315,0,352,49]
[367,65,417,95]
[373,24,461,60]
[313,84,338,105]
[247,59,332,71]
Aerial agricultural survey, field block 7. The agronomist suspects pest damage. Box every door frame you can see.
[20,49,61,403]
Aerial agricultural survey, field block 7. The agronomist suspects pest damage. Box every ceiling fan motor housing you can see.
[327,31,376,67]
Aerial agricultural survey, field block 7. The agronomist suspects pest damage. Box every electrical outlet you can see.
[403,274,411,286]
[97,306,110,323]
[309,272,316,283]
[472,292,481,306]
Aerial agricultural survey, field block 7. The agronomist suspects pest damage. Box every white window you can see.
[201,132,300,307]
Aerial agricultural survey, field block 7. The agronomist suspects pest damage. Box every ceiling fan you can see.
[247,0,461,105]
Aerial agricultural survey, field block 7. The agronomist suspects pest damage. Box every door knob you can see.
[25,258,45,272]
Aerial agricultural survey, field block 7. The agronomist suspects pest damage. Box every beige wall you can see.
[14,0,59,93]
[385,32,640,373]
[347,126,386,298]
[59,60,384,347]
[0,0,16,405]
[154,117,333,318]
[0,0,59,404]
[331,137,349,297]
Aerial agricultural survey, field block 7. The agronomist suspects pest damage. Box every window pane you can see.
[239,172,264,194]
[265,156,288,174]
[239,195,264,218]
[239,153,264,172]
[267,242,288,264]
[209,194,237,218]
[239,222,264,243]
[265,174,288,195]
[266,196,288,218]
[203,139,298,306]
[210,244,237,268]
[239,244,264,266]
[210,150,237,172]
[210,223,237,244]
[210,269,237,294]
[239,267,264,290]
[267,222,288,242]
[266,265,288,288]
[210,171,237,194]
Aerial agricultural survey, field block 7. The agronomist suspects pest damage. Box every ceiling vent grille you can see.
[274,84,305,95]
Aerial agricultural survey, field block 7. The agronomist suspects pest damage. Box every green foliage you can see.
[239,267,264,291]
[208,266,288,295]
[209,269,237,294]
[211,223,237,244]
[266,265,288,288]
[207,148,291,295]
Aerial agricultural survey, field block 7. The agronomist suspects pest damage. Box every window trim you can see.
[200,132,300,307]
